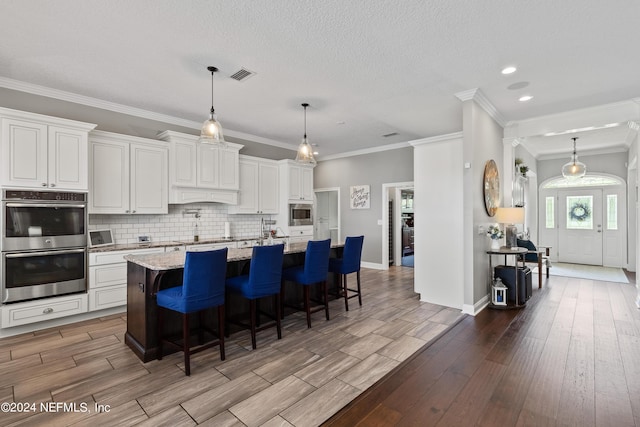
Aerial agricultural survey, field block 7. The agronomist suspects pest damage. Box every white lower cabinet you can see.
[288,226,314,244]
[1,293,88,328]
[88,247,164,311]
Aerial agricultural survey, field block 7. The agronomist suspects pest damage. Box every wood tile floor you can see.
[0,266,464,426]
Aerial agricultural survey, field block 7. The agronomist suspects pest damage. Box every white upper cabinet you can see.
[89,131,168,214]
[0,108,96,190]
[158,130,243,204]
[280,160,314,202]
[229,156,279,214]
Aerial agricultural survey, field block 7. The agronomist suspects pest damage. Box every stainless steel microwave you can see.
[289,204,313,226]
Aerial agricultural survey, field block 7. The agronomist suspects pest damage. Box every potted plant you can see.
[487,224,504,250]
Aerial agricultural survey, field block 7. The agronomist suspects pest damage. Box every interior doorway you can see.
[314,188,340,242]
[381,181,414,269]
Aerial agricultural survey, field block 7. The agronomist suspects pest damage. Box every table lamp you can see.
[495,207,525,249]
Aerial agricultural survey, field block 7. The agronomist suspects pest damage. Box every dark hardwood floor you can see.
[325,271,640,427]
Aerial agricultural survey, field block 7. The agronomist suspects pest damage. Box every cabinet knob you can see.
[132,210,136,214]
[42,183,47,187]
[125,210,130,213]
[49,183,56,187]
[43,307,54,314]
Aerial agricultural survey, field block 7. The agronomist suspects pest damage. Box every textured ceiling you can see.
[1,0,639,159]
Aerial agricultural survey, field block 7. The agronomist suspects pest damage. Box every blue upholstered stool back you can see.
[301,239,332,284]
[157,248,228,313]
[245,244,285,298]
[331,235,364,274]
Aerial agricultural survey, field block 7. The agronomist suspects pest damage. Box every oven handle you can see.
[4,203,86,209]
[4,248,86,258]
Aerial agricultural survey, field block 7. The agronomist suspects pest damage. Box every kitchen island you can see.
[124,241,344,362]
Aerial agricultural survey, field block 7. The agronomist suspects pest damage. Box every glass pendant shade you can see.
[199,66,226,147]
[200,108,225,144]
[561,137,586,179]
[295,103,316,165]
[295,136,316,164]
[562,158,586,179]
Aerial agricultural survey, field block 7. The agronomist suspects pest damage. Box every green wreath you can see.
[569,202,591,222]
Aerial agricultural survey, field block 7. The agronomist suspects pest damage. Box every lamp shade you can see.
[494,207,524,225]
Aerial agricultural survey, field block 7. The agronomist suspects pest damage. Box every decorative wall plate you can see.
[483,160,500,216]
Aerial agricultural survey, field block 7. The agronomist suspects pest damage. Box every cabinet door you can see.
[170,139,197,187]
[259,162,279,213]
[288,165,302,200]
[1,117,48,188]
[130,143,168,214]
[301,166,314,201]
[48,126,89,190]
[232,158,259,213]
[197,144,219,188]
[219,148,239,190]
[89,139,130,214]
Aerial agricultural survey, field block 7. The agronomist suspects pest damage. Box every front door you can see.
[558,188,603,265]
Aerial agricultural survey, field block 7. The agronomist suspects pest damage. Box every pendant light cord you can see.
[302,103,308,139]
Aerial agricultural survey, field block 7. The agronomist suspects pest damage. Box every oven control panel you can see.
[3,190,87,202]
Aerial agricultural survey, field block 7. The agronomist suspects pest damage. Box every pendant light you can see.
[295,103,316,165]
[200,66,226,146]
[561,137,586,179]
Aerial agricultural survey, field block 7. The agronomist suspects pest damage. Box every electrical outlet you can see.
[478,225,485,235]
[138,235,150,243]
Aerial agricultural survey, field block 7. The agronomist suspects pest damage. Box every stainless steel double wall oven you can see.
[1,189,87,303]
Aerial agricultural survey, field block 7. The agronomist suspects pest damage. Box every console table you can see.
[486,247,528,309]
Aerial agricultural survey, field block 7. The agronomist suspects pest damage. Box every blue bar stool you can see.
[281,239,332,328]
[226,244,285,349]
[156,248,227,376]
[328,235,364,311]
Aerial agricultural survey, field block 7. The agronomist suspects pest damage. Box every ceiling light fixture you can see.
[200,66,226,146]
[501,66,517,75]
[295,103,316,165]
[562,137,587,179]
[519,95,533,102]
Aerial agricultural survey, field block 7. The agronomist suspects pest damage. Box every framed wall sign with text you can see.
[350,185,370,209]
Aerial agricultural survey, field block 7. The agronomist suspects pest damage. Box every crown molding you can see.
[318,141,412,161]
[408,131,463,147]
[455,88,506,127]
[0,76,295,152]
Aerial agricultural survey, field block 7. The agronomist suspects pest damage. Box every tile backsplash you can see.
[89,203,278,244]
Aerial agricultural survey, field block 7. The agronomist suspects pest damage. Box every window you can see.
[606,194,618,230]
[566,196,593,230]
[543,175,622,189]
[545,197,554,229]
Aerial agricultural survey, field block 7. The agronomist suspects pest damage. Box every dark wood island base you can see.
[124,243,343,362]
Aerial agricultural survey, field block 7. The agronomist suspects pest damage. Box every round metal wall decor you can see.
[483,160,500,217]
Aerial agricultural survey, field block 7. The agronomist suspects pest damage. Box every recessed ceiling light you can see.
[336,121,345,125]
[519,95,533,102]
[501,66,517,75]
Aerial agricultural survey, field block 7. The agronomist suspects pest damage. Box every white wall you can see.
[314,147,414,265]
[464,101,505,313]
[412,134,464,308]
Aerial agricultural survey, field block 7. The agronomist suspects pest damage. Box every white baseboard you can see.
[462,294,490,316]
[0,306,126,338]
[361,261,386,270]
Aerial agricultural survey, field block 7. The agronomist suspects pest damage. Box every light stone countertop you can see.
[88,236,291,253]
[123,241,343,271]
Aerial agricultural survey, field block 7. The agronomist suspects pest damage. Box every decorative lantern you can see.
[492,278,507,306]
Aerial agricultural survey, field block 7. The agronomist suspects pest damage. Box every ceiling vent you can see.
[230,67,256,82]
[383,132,399,138]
